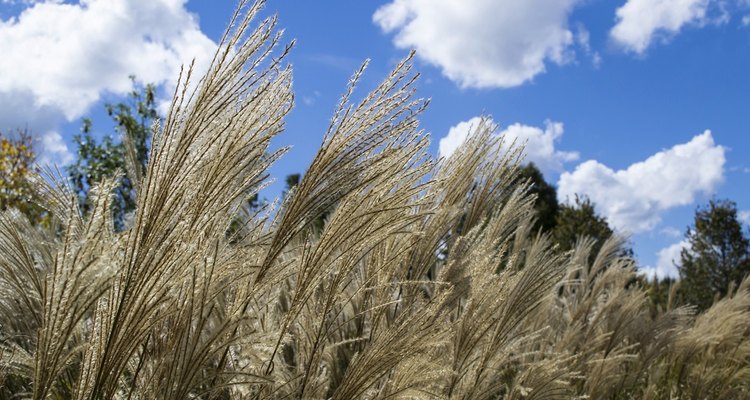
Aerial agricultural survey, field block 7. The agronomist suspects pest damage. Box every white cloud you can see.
[610,0,713,54]
[558,131,725,233]
[0,0,216,166]
[0,0,215,120]
[439,117,579,174]
[574,23,603,68]
[373,0,584,88]
[640,239,689,279]
[739,210,750,225]
[0,90,73,166]
[0,0,50,4]
[302,90,321,106]
[591,52,603,68]
[576,23,592,53]
[36,131,73,167]
[660,226,683,238]
[439,118,479,159]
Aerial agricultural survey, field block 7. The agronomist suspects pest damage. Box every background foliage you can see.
[0,130,48,225]
[679,199,750,310]
[67,77,156,229]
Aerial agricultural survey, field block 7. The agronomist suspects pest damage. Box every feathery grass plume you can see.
[250,47,436,399]
[661,278,750,398]
[31,173,118,400]
[541,237,647,398]
[0,209,51,397]
[438,216,568,398]
[73,2,293,398]
[256,52,427,284]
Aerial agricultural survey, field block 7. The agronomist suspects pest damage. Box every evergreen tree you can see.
[513,165,627,260]
[284,173,300,196]
[679,199,750,311]
[553,194,616,255]
[516,162,558,233]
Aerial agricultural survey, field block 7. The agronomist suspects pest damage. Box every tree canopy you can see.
[679,199,750,310]
[0,130,47,224]
[516,162,558,233]
[66,77,156,229]
[552,194,616,256]
[513,164,623,258]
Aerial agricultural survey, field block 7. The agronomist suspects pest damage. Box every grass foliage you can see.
[1,2,750,398]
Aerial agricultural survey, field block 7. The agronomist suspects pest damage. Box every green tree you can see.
[511,165,626,260]
[0,129,47,225]
[678,199,750,311]
[284,173,300,195]
[67,77,157,229]
[553,195,620,258]
[516,162,558,233]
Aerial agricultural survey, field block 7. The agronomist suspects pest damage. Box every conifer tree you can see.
[679,199,750,310]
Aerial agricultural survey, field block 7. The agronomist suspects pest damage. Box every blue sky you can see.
[1,0,749,277]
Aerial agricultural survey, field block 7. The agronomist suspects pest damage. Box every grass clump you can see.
[1,1,750,399]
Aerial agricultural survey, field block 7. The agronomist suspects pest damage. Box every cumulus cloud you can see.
[373,0,584,88]
[739,210,750,225]
[0,0,48,4]
[558,131,725,233]
[0,90,72,166]
[660,226,683,238]
[36,131,73,167]
[0,0,216,165]
[438,118,478,159]
[438,117,579,174]
[640,239,689,279]
[610,0,714,54]
[575,23,603,67]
